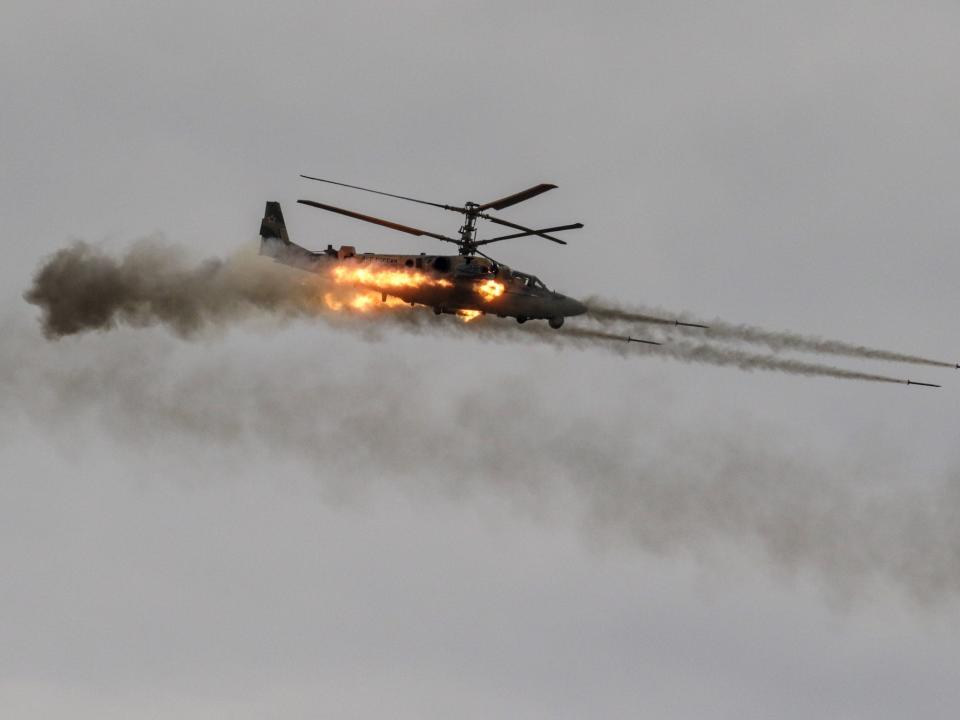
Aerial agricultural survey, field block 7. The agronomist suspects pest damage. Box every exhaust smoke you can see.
[23,241,947,387]
[586,298,955,369]
[9,238,960,603]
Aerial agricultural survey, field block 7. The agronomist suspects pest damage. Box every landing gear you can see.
[515,315,528,324]
[548,316,564,329]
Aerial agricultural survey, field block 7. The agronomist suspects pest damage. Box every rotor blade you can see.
[297,200,459,244]
[300,174,461,212]
[481,215,568,245]
[477,183,557,211]
[475,223,583,246]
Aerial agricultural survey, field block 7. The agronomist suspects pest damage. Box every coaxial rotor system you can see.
[297,174,583,257]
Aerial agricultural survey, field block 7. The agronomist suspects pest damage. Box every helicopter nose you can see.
[562,296,588,317]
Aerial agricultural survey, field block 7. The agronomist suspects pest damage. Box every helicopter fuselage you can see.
[260,203,587,326]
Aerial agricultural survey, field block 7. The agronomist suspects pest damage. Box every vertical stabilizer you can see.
[259,201,289,243]
[258,201,330,273]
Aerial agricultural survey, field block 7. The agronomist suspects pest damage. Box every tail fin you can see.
[260,201,290,244]
[258,201,329,273]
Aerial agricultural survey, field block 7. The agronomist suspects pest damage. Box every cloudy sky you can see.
[3,1,960,717]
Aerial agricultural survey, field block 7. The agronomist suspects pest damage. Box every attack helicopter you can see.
[258,175,589,328]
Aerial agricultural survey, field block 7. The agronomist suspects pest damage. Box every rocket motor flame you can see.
[331,265,453,290]
[319,264,502,322]
[476,279,505,302]
[320,264,452,315]
[323,290,408,312]
[320,264,505,321]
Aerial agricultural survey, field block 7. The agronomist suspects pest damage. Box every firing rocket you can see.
[906,379,941,388]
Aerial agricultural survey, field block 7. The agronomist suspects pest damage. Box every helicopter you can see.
[258,175,589,328]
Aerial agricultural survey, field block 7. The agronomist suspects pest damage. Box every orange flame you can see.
[316,263,454,315]
[316,263,495,322]
[322,292,344,311]
[476,279,505,302]
[322,289,409,312]
[332,265,453,289]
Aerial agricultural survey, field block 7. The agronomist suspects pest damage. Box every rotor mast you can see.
[457,202,481,255]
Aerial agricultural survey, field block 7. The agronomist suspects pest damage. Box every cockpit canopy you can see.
[509,270,549,291]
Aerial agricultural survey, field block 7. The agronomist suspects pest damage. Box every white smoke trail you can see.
[585,297,955,369]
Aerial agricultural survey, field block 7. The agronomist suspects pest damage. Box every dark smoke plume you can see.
[23,240,317,338]
[585,297,955,369]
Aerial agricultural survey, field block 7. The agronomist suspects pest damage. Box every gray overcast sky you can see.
[3,1,960,718]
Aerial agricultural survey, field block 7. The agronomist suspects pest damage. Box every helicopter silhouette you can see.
[259,175,588,327]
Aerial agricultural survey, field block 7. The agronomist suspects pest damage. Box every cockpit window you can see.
[512,271,549,291]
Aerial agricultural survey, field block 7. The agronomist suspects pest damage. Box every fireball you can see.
[475,279,505,302]
[317,263,453,315]
[332,265,453,290]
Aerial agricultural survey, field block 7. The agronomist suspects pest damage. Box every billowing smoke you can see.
[8,238,960,603]
[586,297,955,369]
[23,240,318,338]
[2,311,958,606]
[23,241,941,387]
